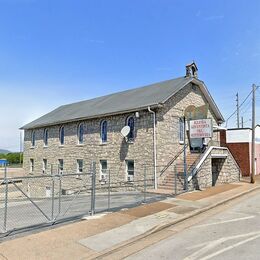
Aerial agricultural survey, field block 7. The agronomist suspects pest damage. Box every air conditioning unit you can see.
[127,175,134,182]
[101,174,106,180]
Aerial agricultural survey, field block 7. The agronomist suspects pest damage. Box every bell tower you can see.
[185,61,198,78]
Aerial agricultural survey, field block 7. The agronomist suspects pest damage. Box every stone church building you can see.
[21,63,240,191]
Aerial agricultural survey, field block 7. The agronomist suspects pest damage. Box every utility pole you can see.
[236,93,240,128]
[19,131,23,166]
[251,84,256,184]
[241,116,244,128]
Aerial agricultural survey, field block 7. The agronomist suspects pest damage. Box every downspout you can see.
[148,106,157,189]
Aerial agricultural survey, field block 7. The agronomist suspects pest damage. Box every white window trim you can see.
[42,159,47,174]
[100,160,108,182]
[77,159,83,174]
[58,159,64,174]
[125,160,134,182]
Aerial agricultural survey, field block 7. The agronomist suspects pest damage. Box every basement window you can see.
[30,159,34,173]
[100,160,108,181]
[126,160,134,182]
[58,159,64,174]
[77,159,83,173]
[42,159,47,174]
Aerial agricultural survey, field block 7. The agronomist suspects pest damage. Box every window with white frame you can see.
[179,118,185,144]
[100,120,107,143]
[42,159,47,174]
[77,123,84,144]
[59,126,65,145]
[43,128,48,146]
[100,160,108,181]
[30,159,34,173]
[77,159,83,173]
[58,159,64,174]
[126,116,135,141]
[31,130,36,147]
[126,160,134,182]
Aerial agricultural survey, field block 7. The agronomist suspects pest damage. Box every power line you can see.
[225,88,254,126]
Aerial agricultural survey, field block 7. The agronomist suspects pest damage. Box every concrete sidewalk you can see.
[0,181,259,260]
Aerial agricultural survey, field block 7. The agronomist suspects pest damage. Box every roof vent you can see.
[185,61,198,78]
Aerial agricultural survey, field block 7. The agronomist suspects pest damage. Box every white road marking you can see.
[184,230,260,260]
[200,233,260,260]
[193,216,255,228]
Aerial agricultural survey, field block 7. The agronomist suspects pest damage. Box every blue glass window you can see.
[101,121,107,143]
[59,126,65,145]
[43,129,48,146]
[179,118,184,143]
[31,130,35,147]
[77,123,84,144]
[127,117,135,141]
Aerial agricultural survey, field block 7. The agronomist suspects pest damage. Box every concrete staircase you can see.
[158,152,201,192]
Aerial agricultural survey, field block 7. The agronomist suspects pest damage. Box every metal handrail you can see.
[159,144,188,177]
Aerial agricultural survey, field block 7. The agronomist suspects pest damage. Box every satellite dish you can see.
[121,126,130,137]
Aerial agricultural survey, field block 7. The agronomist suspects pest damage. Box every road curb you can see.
[95,185,260,259]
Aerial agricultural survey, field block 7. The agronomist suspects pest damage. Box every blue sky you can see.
[0,0,260,151]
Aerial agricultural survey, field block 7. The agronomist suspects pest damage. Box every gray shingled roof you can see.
[21,76,224,129]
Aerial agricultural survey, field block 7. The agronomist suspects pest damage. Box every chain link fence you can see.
[0,162,171,236]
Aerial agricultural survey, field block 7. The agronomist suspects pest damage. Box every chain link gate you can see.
[0,163,168,236]
[0,163,96,235]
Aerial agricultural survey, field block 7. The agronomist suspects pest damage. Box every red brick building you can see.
[220,126,260,176]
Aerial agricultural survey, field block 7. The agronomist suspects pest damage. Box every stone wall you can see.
[24,111,155,186]
[156,83,220,175]
[190,147,241,190]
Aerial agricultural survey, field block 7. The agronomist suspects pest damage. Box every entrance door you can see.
[212,164,218,186]
[211,158,223,186]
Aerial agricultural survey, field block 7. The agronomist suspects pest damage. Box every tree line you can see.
[0,153,23,164]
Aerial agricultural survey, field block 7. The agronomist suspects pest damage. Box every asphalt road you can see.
[0,191,166,234]
[127,191,260,260]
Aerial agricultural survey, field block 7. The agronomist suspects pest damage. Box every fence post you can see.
[90,161,96,216]
[58,166,62,215]
[108,169,111,211]
[51,164,55,221]
[143,165,147,203]
[3,163,8,232]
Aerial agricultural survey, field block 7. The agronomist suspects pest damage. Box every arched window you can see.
[59,126,65,145]
[127,116,135,141]
[43,128,48,146]
[77,123,84,144]
[179,118,184,143]
[31,130,36,147]
[100,120,107,143]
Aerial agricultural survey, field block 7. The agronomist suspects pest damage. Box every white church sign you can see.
[189,119,213,138]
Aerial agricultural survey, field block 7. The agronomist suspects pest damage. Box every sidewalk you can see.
[0,180,259,260]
